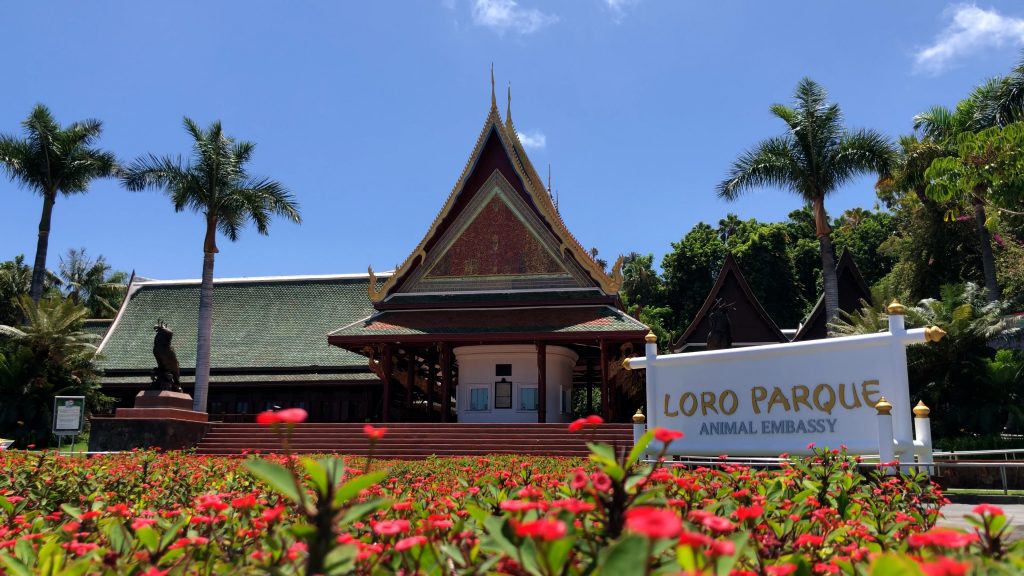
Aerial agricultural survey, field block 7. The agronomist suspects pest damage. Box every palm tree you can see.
[0,105,117,303]
[57,248,128,318]
[717,78,894,323]
[914,83,1004,301]
[120,118,301,412]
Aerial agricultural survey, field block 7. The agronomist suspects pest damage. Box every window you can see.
[561,387,571,414]
[519,386,538,411]
[469,387,489,411]
[494,378,512,409]
[496,364,512,377]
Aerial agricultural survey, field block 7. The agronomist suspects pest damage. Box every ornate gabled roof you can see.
[367,86,623,305]
[792,249,873,342]
[672,254,788,352]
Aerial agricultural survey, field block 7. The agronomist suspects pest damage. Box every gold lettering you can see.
[861,379,881,407]
[700,391,719,416]
[791,385,812,412]
[751,386,767,414]
[680,392,698,417]
[838,382,862,409]
[767,387,791,413]
[720,390,738,415]
[813,383,837,415]
[663,393,679,417]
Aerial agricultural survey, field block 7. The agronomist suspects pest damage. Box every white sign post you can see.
[626,303,944,463]
[52,396,86,454]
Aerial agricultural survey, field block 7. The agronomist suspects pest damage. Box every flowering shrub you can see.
[0,421,1020,574]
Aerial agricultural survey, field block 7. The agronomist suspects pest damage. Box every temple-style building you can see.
[672,254,788,352]
[791,249,873,341]
[96,81,649,424]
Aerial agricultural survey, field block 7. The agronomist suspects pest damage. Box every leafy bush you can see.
[1,419,1022,575]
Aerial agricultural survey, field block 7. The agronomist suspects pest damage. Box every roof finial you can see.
[490,63,497,110]
[547,164,551,193]
[506,81,512,123]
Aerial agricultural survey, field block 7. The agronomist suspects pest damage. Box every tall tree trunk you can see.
[193,221,218,413]
[812,196,839,326]
[972,191,1001,302]
[29,193,56,303]
[819,235,839,326]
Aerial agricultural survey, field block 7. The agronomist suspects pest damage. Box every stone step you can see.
[195,422,633,457]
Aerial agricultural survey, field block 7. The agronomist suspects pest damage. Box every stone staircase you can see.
[194,422,634,458]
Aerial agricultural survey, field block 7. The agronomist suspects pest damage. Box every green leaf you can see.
[869,553,925,576]
[0,555,32,576]
[59,504,82,520]
[134,527,159,553]
[333,470,386,508]
[626,430,654,468]
[601,535,648,575]
[37,540,63,575]
[340,498,390,526]
[323,544,357,575]
[245,458,302,504]
[587,442,625,481]
[0,496,12,516]
[301,458,329,496]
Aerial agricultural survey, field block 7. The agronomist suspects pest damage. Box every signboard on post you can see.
[626,305,945,457]
[52,396,86,436]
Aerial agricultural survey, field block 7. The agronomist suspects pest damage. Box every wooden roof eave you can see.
[671,253,788,351]
[328,329,649,348]
[367,103,624,303]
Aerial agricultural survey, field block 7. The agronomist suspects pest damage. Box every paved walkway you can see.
[938,504,1024,540]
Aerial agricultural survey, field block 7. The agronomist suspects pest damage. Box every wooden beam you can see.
[405,351,415,415]
[537,342,547,423]
[441,343,452,423]
[599,339,609,421]
[380,344,392,422]
[586,358,595,415]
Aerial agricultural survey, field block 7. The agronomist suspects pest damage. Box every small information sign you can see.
[53,396,85,436]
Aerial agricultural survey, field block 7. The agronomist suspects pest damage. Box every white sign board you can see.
[52,396,85,436]
[628,315,937,456]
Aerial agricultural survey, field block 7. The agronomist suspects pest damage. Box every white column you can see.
[913,401,934,474]
[876,396,896,475]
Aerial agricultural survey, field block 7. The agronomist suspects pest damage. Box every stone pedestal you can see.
[88,390,211,452]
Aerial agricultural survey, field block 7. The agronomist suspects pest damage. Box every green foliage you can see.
[56,248,127,319]
[662,223,726,331]
[0,296,111,448]
[926,123,1024,214]
[831,283,1020,439]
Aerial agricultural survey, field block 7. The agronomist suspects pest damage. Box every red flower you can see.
[908,528,978,549]
[514,518,567,541]
[256,411,280,425]
[795,534,824,547]
[364,424,387,440]
[919,556,971,576]
[373,519,410,536]
[568,415,603,432]
[590,472,612,492]
[734,505,763,521]
[707,539,735,557]
[625,506,681,539]
[678,530,712,547]
[972,503,1004,517]
[765,565,797,576]
[570,470,588,490]
[699,514,734,534]
[395,535,428,551]
[276,408,307,424]
[653,428,684,443]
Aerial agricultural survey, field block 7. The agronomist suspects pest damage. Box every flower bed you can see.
[0,420,1020,575]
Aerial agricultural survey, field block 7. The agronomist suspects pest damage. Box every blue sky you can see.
[2,1,1023,280]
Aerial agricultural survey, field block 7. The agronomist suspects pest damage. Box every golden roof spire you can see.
[490,63,497,110]
[506,82,512,123]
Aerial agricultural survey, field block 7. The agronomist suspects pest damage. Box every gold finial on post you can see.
[886,300,905,315]
[875,396,893,416]
[924,325,947,343]
[645,331,657,344]
[913,400,931,418]
[632,408,646,424]
[490,63,496,110]
[621,357,632,371]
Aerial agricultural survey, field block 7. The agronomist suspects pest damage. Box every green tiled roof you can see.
[99,275,381,375]
[82,319,113,340]
[329,305,649,339]
[102,372,377,386]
